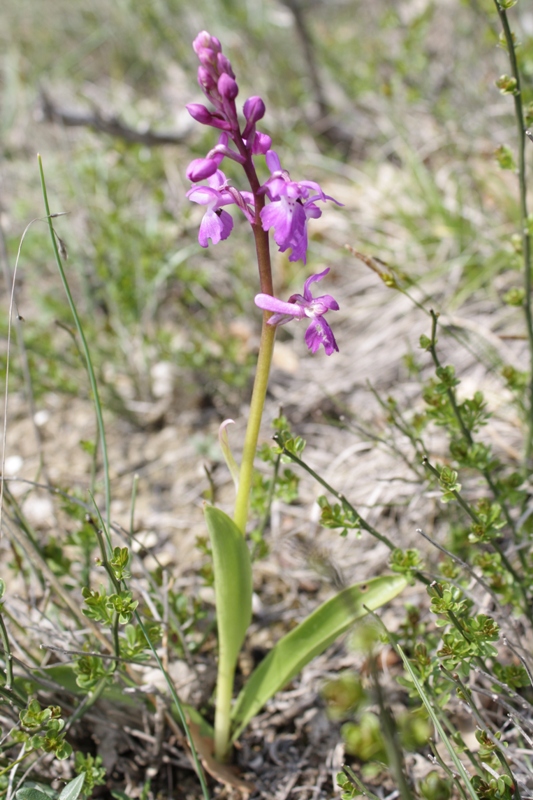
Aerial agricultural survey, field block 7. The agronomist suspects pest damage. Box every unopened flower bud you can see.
[217,53,235,79]
[199,49,218,70]
[496,74,517,95]
[192,31,221,56]
[250,131,272,155]
[186,157,219,182]
[186,103,231,130]
[187,103,215,124]
[218,73,239,100]
[197,66,217,92]
[243,96,266,124]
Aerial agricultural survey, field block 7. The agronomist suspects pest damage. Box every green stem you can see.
[38,156,112,550]
[423,455,531,616]
[493,2,533,464]
[278,444,397,551]
[429,311,522,558]
[232,188,275,533]
[0,751,30,779]
[0,613,13,690]
[422,457,479,523]
[233,321,276,532]
[214,659,234,762]
[92,523,121,661]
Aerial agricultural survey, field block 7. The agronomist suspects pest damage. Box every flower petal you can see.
[309,294,340,313]
[198,208,233,247]
[254,294,306,319]
[260,199,293,244]
[265,150,282,173]
[250,131,272,155]
[303,267,331,301]
[186,185,219,205]
[287,227,308,264]
[304,317,339,355]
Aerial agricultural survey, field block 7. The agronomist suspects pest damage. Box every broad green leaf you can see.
[16,790,54,800]
[16,665,138,707]
[15,783,55,800]
[58,773,86,800]
[204,505,252,688]
[230,574,407,741]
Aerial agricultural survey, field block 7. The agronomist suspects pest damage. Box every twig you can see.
[492,2,533,463]
[40,89,186,146]
[277,0,353,152]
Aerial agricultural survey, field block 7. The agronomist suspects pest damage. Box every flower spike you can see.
[186,33,341,264]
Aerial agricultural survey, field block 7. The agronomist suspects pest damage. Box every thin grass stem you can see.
[37,155,112,552]
[493,1,533,464]
[0,613,13,691]
[276,441,396,549]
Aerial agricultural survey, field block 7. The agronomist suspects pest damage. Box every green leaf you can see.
[204,505,252,689]
[218,420,240,490]
[16,790,54,800]
[230,574,407,740]
[58,773,86,800]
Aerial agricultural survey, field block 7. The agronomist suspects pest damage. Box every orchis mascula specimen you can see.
[255,268,339,355]
[186,32,343,763]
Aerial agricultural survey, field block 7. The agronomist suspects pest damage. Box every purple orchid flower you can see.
[259,151,342,264]
[254,267,339,355]
[186,33,342,265]
[186,170,235,247]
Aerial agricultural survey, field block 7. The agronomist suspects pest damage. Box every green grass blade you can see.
[395,643,479,800]
[37,155,112,551]
[133,609,211,800]
[230,574,407,741]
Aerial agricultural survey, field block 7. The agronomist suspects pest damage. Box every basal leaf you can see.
[15,790,53,800]
[231,574,407,741]
[58,773,86,800]
[204,505,252,687]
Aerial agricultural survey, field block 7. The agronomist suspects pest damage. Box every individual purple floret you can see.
[259,151,342,265]
[186,170,235,247]
[254,268,339,355]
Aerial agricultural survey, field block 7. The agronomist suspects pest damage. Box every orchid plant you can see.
[184,31,407,763]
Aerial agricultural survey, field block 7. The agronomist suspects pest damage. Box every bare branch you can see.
[39,89,186,146]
